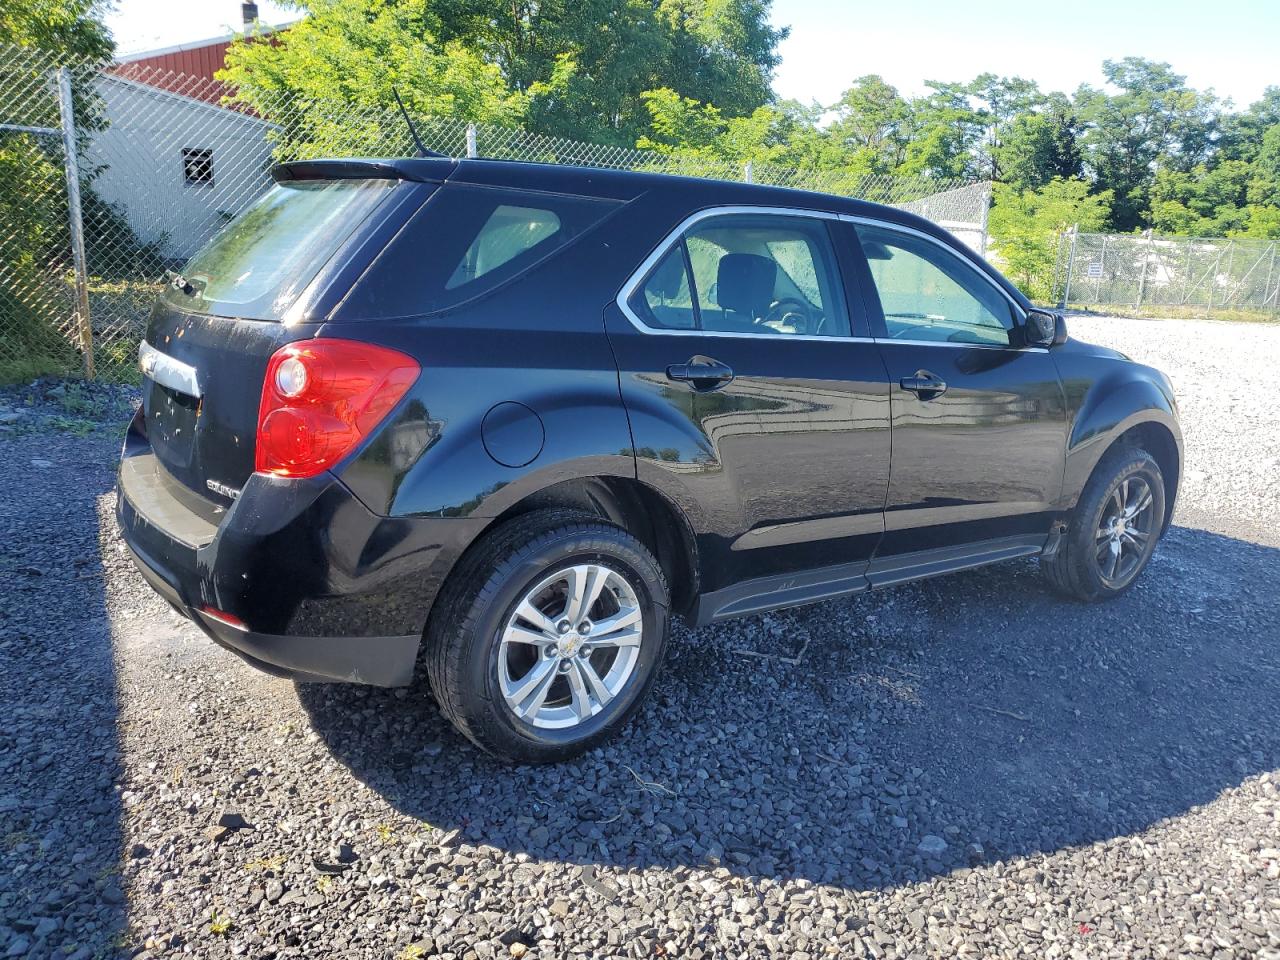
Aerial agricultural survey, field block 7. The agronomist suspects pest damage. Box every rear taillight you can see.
[255,338,419,479]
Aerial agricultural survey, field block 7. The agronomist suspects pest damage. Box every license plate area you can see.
[144,379,200,470]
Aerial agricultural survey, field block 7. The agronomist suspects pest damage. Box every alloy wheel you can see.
[498,563,643,730]
[1094,474,1157,589]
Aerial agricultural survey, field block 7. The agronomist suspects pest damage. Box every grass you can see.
[208,909,233,937]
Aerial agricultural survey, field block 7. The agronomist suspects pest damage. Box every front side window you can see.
[855,224,1014,346]
[630,214,850,338]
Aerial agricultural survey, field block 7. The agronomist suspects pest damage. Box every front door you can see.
[847,220,1068,559]
[605,210,892,594]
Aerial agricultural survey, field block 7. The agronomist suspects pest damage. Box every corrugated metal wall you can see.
[111,41,235,104]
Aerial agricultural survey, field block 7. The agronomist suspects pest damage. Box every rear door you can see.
[846,219,1068,559]
[140,175,415,503]
[605,208,892,594]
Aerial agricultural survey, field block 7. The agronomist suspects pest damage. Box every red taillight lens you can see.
[255,339,419,478]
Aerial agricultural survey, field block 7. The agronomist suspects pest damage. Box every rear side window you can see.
[163,178,396,320]
[447,205,561,289]
[359,185,618,318]
[628,214,851,338]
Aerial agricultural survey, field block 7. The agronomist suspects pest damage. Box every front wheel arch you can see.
[1071,419,1180,535]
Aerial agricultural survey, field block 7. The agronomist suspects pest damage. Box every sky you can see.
[106,0,1279,110]
[768,0,1279,110]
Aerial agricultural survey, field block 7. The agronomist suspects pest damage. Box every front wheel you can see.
[425,510,669,763]
[1042,446,1166,601]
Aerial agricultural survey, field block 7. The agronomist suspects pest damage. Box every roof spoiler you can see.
[271,157,457,184]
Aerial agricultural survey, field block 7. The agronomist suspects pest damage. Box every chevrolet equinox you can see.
[118,157,1182,762]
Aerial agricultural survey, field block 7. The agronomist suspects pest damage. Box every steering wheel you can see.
[762,297,814,334]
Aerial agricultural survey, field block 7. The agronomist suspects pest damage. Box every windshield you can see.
[163,178,395,320]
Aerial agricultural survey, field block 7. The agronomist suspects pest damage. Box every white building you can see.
[88,73,277,260]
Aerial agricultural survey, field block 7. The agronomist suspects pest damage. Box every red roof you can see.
[110,26,291,105]
[111,39,234,104]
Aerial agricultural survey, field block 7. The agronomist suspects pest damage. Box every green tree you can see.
[1149,160,1253,235]
[222,0,786,146]
[825,75,912,174]
[988,177,1111,301]
[0,0,113,61]
[636,88,800,176]
[1248,124,1280,208]
[1,1,115,380]
[967,73,1045,180]
[657,0,785,120]
[1075,58,1219,231]
[897,80,984,179]
[1217,87,1280,163]
[219,0,531,156]
[994,95,1082,192]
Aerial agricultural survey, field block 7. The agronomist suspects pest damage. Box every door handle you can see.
[900,371,947,398]
[667,357,734,390]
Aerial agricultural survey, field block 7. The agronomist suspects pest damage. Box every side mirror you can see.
[1025,309,1068,347]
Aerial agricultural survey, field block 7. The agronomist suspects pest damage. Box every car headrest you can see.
[649,251,687,299]
[717,253,776,317]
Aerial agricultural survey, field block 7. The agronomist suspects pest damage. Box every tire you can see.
[424,509,670,763]
[1042,445,1166,602]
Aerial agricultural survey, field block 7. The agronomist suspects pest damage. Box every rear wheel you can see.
[425,510,669,762]
[1042,446,1166,601]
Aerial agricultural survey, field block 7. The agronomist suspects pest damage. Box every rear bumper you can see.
[124,541,419,685]
[116,416,484,687]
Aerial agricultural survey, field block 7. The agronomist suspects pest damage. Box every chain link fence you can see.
[2,41,992,381]
[1054,231,1280,318]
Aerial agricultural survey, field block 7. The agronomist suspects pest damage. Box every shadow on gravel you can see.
[298,523,1280,892]
[0,438,127,958]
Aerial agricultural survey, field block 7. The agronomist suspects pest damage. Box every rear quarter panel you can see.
[329,197,673,522]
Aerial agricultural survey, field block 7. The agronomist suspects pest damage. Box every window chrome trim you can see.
[616,204,1036,349]
[138,340,201,397]
[877,338,1048,354]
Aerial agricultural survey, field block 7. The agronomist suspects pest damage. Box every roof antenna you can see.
[392,88,447,159]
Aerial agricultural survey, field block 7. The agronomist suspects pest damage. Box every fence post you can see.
[57,66,93,380]
[743,160,753,184]
[465,123,478,158]
[1207,243,1224,311]
[1266,242,1278,315]
[1221,240,1235,307]
[1135,229,1152,308]
[1095,234,1108,304]
[1059,224,1078,310]
[1180,238,1194,305]
[1050,231,1064,304]
[977,181,991,259]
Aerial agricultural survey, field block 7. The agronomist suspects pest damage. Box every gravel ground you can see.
[2,316,1279,960]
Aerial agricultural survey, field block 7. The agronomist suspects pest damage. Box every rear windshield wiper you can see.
[165,270,207,298]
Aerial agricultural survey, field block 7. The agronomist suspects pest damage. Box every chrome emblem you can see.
[206,478,241,500]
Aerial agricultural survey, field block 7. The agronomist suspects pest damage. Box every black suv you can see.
[118,157,1182,762]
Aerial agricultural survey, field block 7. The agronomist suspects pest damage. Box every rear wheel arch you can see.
[458,476,699,619]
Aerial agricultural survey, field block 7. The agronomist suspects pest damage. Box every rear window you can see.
[355,185,618,318]
[163,178,395,320]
